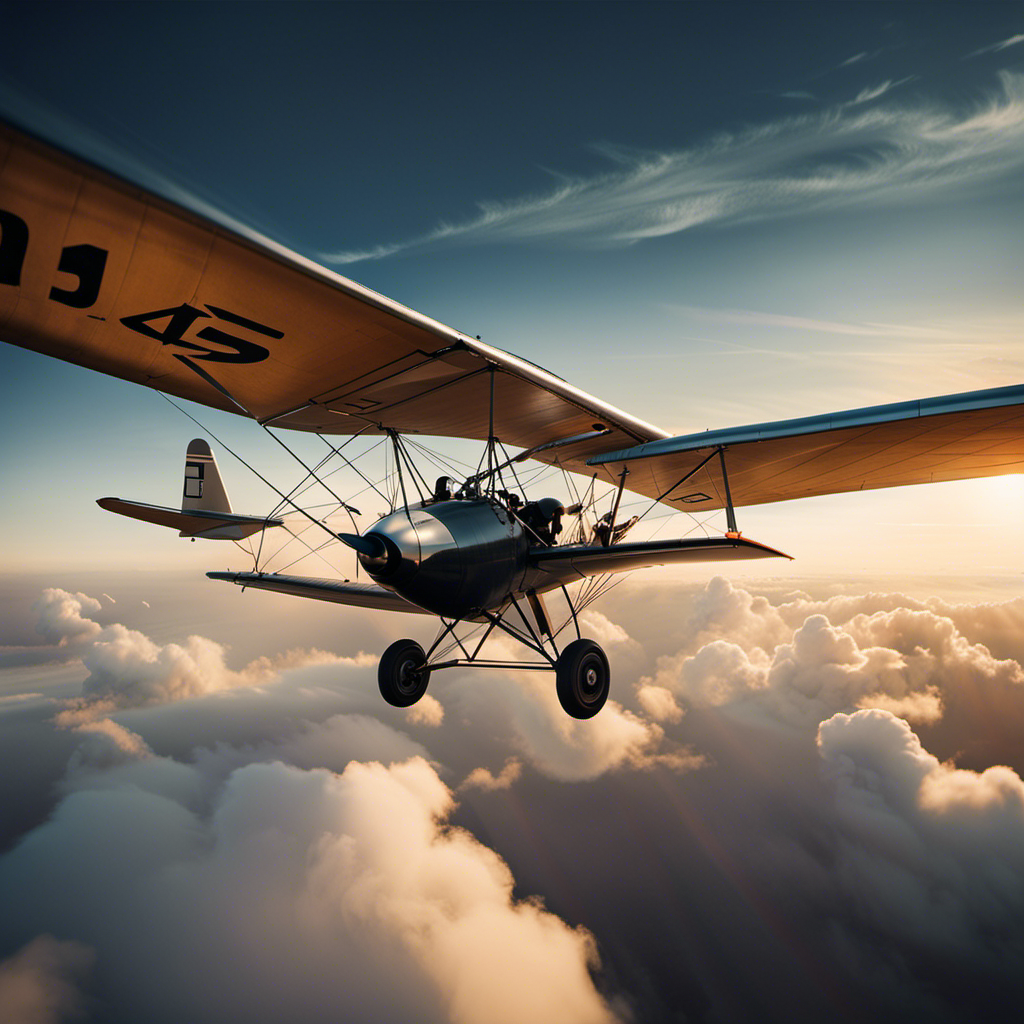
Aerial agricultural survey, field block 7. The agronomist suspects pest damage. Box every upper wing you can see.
[587,383,1024,511]
[0,119,664,480]
[7,119,1023,514]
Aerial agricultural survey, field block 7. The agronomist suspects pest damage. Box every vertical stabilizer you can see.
[182,439,232,513]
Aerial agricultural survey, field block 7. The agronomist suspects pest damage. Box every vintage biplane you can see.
[3,119,1024,718]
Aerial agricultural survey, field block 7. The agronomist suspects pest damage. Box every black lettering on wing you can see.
[49,244,108,308]
[0,209,29,287]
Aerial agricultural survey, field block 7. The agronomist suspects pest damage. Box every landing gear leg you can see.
[376,594,612,719]
[378,639,431,707]
[555,639,610,719]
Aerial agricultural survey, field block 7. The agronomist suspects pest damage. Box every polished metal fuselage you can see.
[360,498,530,618]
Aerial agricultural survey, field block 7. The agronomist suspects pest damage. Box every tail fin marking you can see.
[182,439,231,513]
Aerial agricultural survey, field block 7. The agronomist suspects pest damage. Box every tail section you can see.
[182,439,231,513]
[98,438,282,540]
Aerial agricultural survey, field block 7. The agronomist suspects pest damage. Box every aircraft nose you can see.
[338,531,392,574]
[342,512,422,580]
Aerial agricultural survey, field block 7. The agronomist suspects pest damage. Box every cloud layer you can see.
[4,576,1024,1022]
[0,935,93,1024]
[0,757,616,1024]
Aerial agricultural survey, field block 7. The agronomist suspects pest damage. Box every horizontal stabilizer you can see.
[97,498,283,540]
[206,571,434,615]
[529,534,790,580]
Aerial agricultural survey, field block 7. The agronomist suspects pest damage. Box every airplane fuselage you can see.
[358,498,531,618]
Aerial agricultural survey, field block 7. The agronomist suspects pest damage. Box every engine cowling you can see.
[356,498,529,618]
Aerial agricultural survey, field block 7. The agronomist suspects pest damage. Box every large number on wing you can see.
[119,304,277,364]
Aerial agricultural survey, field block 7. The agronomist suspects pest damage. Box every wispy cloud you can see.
[839,51,870,68]
[845,77,915,106]
[664,304,978,341]
[322,72,1024,264]
[965,32,1024,58]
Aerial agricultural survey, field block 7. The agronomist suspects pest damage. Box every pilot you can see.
[498,489,522,512]
[432,476,453,502]
[593,510,638,547]
[519,497,564,546]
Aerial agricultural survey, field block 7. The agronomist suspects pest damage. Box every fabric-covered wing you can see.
[526,535,790,589]
[206,571,434,615]
[0,120,664,478]
[588,384,1024,511]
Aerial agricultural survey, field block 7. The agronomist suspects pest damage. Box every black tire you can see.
[555,639,610,719]
[378,639,431,707]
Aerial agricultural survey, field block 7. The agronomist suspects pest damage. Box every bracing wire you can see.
[157,393,350,545]
[317,433,392,507]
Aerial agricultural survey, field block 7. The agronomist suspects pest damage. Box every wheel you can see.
[378,639,431,707]
[555,639,610,719]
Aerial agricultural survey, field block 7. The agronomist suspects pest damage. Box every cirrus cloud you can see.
[323,72,1024,263]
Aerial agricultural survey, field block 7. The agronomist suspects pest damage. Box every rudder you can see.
[182,439,232,514]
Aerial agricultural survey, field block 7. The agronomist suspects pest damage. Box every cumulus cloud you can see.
[60,717,152,771]
[34,591,102,646]
[322,72,1024,262]
[635,683,683,723]
[406,693,445,727]
[17,587,689,791]
[0,757,617,1024]
[460,758,522,792]
[0,935,94,1024]
[578,611,632,646]
[30,589,354,713]
[635,577,1024,765]
[818,710,1024,973]
[7,573,1024,1021]
[77,628,333,708]
[672,575,791,655]
[452,657,673,782]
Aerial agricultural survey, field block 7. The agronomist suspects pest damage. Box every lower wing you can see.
[206,571,433,615]
[526,534,790,590]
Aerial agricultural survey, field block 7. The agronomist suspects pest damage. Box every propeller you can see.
[338,532,387,558]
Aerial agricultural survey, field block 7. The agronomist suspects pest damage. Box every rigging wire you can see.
[260,425,361,534]
[157,393,357,578]
[317,434,393,508]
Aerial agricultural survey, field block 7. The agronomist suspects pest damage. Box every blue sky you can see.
[2,2,1024,573]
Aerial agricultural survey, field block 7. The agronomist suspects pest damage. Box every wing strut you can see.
[603,466,630,547]
[718,447,739,537]
[626,444,742,537]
